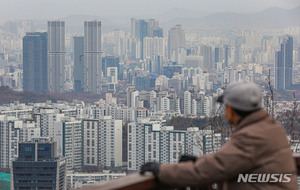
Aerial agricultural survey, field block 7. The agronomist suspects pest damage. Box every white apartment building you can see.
[0,115,22,170]
[184,91,192,115]
[82,117,122,171]
[33,108,64,138]
[143,37,166,60]
[160,126,186,164]
[19,123,40,142]
[128,119,222,172]
[98,116,122,170]
[54,119,82,171]
[82,119,99,170]
[149,90,180,115]
[203,96,213,117]
[186,127,222,156]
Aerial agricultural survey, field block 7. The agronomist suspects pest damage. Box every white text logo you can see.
[237,174,292,183]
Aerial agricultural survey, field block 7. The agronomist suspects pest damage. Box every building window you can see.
[173,152,177,159]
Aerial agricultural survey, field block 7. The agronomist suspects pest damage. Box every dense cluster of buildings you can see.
[0,19,299,94]
[0,97,223,188]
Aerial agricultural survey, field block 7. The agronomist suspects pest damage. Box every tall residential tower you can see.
[47,21,66,93]
[84,20,102,94]
[274,36,293,90]
[168,25,185,62]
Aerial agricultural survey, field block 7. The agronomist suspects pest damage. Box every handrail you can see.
[78,173,157,190]
[79,155,300,190]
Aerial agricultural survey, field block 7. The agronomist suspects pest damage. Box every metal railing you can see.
[79,155,300,190]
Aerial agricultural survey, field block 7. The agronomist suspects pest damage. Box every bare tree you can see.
[289,92,299,141]
[208,102,232,146]
[265,70,299,152]
[266,69,275,119]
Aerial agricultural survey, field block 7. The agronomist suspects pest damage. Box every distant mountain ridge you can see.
[161,6,300,30]
[29,6,300,33]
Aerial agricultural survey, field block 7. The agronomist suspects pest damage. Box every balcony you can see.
[79,155,300,190]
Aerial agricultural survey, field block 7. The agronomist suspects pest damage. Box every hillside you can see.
[0,86,102,105]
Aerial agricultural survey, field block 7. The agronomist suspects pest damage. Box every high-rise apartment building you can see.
[132,19,148,59]
[168,25,185,62]
[0,116,22,171]
[131,18,163,59]
[99,116,122,170]
[84,20,102,94]
[11,138,66,190]
[33,108,64,138]
[54,120,82,171]
[82,119,99,171]
[82,117,122,171]
[200,45,213,71]
[183,86,197,115]
[275,36,293,90]
[73,36,84,93]
[47,21,66,93]
[143,37,165,61]
[23,32,47,93]
[127,119,222,172]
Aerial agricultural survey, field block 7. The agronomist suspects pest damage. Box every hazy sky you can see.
[0,0,299,23]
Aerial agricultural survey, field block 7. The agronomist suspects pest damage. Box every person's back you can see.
[140,81,298,190]
[219,109,297,189]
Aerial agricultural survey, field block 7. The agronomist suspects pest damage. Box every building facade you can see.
[275,36,293,90]
[0,116,22,171]
[168,25,185,62]
[73,36,84,93]
[23,32,47,93]
[84,20,102,94]
[47,21,66,93]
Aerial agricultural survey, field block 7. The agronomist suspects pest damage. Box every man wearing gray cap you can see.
[141,81,298,190]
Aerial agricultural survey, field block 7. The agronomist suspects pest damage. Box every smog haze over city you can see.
[1,0,300,22]
[0,0,299,189]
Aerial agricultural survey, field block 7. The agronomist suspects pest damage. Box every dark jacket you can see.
[158,109,298,189]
